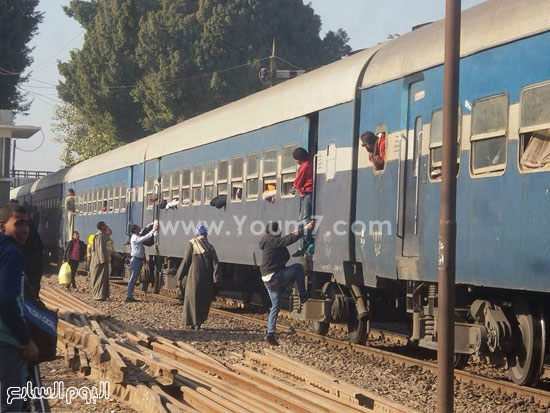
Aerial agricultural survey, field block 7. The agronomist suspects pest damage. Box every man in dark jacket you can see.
[0,203,38,412]
[63,231,87,291]
[259,220,314,345]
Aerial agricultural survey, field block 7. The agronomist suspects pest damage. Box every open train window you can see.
[204,162,215,203]
[108,185,115,212]
[92,190,97,214]
[246,153,259,200]
[262,148,277,199]
[281,144,297,197]
[181,168,191,206]
[96,189,101,213]
[519,82,550,172]
[470,94,508,176]
[231,156,243,202]
[161,172,170,202]
[145,176,154,209]
[120,182,127,212]
[171,170,181,201]
[192,165,203,205]
[429,108,461,181]
[217,160,228,196]
[114,184,120,212]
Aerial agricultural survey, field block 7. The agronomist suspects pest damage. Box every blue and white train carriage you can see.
[12,0,550,386]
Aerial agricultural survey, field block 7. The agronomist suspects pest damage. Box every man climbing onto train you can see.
[291,147,314,257]
[0,203,38,412]
[126,221,158,302]
[360,130,386,171]
[259,220,315,345]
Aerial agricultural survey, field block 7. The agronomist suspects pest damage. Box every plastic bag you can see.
[58,262,71,286]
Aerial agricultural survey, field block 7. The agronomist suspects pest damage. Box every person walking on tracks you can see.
[126,222,158,302]
[63,231,87,291]
[0,203,38,412]
[259,220,314,345]
[90,221,110,301]
[176,225,221,330]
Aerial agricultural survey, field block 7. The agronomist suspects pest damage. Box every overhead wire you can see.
[15,129,45,153]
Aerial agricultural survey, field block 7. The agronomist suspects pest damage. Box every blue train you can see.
[12,0,550,386]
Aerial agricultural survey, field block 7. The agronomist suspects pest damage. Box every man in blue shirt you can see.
[126,222,158,302]
[0,203,38,412]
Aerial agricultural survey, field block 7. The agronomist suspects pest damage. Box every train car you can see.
[11,0,550,387]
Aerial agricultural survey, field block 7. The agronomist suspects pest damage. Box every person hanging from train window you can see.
[259,220,314,345]
[360,131,386,171]
[65,189,77,241]
[126,221,158,302]
[90,221,110,301]
[63,231,86,292]
[176,224,221,330]
[290,147,314,257]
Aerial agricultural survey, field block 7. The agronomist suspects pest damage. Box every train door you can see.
[142,159,161,227]
[402,80,425,257]
[125,164,144,237]
[308,112,319,217]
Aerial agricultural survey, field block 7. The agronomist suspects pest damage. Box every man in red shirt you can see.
[291,147,314,256]
[360,131,386,171]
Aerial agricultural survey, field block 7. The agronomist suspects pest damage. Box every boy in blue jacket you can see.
[0,203,37,412]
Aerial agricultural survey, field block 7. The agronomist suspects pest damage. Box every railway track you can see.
[118,284,550,407]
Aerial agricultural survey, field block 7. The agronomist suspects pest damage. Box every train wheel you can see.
[506,301,544,386]
[312,320,330,336]
[453,353,470,370]
[347,315,368,345]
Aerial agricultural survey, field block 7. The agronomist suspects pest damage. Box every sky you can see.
[14,0,485,172]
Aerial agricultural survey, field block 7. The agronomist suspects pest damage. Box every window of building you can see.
[231,156,244,201]
[217,159,228,196]
[429,109,462,180]
[204,162,215,203]
[281,143,297,196]
[246,153,259,200]
[192,165,202,205]
[171,170,181,201]
[145,176,154,209]
[262,148,278,197]
[181,168,191,206]
[471,94,508,175]
[161,171,170,202]
[519,82,550,171]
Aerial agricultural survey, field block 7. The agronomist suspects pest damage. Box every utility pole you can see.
[437,0,461,412]
[269,39,276,87]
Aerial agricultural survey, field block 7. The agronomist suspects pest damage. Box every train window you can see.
[519,82,550,171]
[281,144,297,196]
[145,176,154,209]
[96,189,101,213]
[114,185,120,212]
[92,190,97,214]
[120,182,127,212]
[217,160,228,196]
[246,153,259,200]
[204,162,215,203]
[171,170,181,201]
[262,148,278,200]
[192,165,203,205]
[231,156,243,202]
[181,168,191,206]
[108,185,114,212]
[471,94,508,175]
[87,191,92,214]
[161,172,171,202]
[429,109,462,181]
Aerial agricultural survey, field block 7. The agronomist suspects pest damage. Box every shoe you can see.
[291,249,304,257]
[265,333,279,346]
[191,325,201,331]
[300,292,310,304]
[125,297,138,303]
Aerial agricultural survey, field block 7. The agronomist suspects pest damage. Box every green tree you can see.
[52,103,121,167]
[58,0,351,158]
[0,0,43,112]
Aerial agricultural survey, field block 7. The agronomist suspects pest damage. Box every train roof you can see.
[362,0,550,89]
[9,182,33,199]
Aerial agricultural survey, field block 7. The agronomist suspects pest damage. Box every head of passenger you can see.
[72,231,80,241]
[0,203,29,245]
[67,188,75,196]
[265,221,281,236]
[97,221,107,234]
[292,147,309,165]
[360,131,378,153]
[130,224,141,235]
[196,224,208,237]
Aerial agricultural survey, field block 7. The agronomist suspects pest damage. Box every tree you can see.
[58,0,351,158]
[52,103,121,167]
[0,0,43,112]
